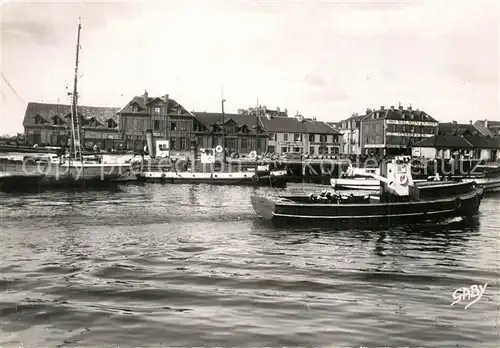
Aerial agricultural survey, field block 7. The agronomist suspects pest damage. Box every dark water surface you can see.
[1,184,499,347]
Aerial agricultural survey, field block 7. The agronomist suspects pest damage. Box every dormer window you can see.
[34,114,45,125]
[107,118,117,128]
[52,115,63,125]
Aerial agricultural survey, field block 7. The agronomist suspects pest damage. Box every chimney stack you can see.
[484,119,488,128]
[469,120,473,125]
[162,94,169,104]
[390,105,395,110]
[408,105,412,111]
[380,106,385,111]
[143,90,149,105]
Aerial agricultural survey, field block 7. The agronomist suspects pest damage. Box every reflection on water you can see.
[0,184,498,347]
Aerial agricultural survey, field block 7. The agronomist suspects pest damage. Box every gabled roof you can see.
[257,116,341,134]
[475,120,500,135]
[438,122,477,136]
[193,112,261,130]
[413,135,473,148]
[464,135,500,149]
[472,121,494,137]
[23,102,119,128]
[303,120,342,135]
[119,95,192,116]
[258,116,306,133]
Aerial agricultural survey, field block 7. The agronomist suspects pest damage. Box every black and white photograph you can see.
[0,0,499,346]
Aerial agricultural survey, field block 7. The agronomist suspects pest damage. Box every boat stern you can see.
[251,195,276,220]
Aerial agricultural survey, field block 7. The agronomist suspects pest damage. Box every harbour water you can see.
[0,184,499,347]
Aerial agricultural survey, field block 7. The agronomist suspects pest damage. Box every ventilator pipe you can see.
[146,130,155,159]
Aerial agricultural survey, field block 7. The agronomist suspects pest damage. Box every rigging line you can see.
[0,72,25,104]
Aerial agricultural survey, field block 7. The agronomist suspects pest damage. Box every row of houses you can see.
[22,92,500,161]
[333,105,500,161]
[23,91,342,155]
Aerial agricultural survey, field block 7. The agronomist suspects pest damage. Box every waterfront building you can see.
[192,112,267,154]
[334,112,365,155]
[254,106,342,155]
[411,135,473,159]
[412,134,500,161]
[23,102,120,149]
[360,105,438,156]
[463,135,500,161]
[117,91,194,151]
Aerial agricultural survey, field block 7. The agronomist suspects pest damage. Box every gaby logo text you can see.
[451,283,487,309]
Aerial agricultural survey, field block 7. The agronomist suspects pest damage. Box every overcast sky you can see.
[0,0,498,135]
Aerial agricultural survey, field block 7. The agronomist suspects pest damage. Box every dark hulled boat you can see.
[251,157,484,227]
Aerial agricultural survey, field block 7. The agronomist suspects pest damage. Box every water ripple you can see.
[1,184,499,346]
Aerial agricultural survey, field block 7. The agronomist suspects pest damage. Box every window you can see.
[284,133,288,141]
[320,134,327,142]
[268,145,275,153]
[268,132,275,140]
[333,135,338,143]
[225,124,236,134]
[293,147,301,153]
[281,147,288,153]
[107,119,116,128]
[180,137,187,150]
[170,122,177,131]
[179,121,187,132]
[309,134,315,142]
[170,137,176,150]
[241,138,248,151]
[154,107,161,115]
[294,134,302,142]
[154,120,160,131]
[309,146,314,154]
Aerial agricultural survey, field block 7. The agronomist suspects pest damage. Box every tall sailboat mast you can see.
[69,17,82,159]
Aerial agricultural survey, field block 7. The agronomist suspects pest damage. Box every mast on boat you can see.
[221,93,226,163]
[68,17,82,162]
